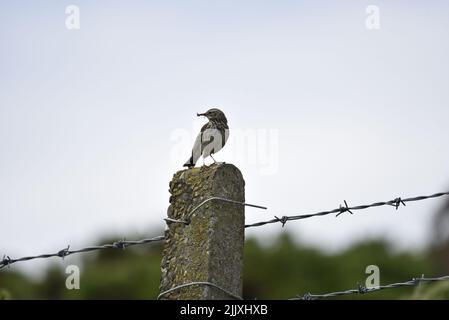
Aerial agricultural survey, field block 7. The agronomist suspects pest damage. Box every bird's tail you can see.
[184,133,202,168]
[183,155,195,168]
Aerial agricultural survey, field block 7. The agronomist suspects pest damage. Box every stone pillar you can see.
[159,163,245,299]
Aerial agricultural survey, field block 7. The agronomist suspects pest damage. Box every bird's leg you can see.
[210,154,217,164]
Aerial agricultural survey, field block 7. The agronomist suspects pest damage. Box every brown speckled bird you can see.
[184,108,229,168]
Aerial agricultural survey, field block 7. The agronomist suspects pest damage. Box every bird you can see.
[183,108,229,168]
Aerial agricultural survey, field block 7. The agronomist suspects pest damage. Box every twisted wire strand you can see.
[157,281,243,300]
[245,191,449,228]
[1,196,266,269]
[189,197,267,217]
[0,236,165,270]
[2,191,449,275]
[291,274,449,300]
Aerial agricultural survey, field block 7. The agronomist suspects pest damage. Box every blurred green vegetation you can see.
[0,232,447,300]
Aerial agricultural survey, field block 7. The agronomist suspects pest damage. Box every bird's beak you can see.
[197,112,206,117]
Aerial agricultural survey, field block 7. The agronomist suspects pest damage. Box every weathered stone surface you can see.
[159,163,245,300]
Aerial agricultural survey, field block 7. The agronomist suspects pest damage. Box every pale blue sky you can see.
[1,1,449,274]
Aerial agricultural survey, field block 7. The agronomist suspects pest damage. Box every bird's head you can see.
[197,108,227,123]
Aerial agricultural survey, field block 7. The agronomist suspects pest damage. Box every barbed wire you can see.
[165,197,268,225]
[0,236,165,270]
[0,197,266,270]
[2,191,448,269]
[290,274,449,300]
[157,281,243,300]
[245,191,449,228]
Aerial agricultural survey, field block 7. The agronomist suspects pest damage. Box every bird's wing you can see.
[200,122,210,134]
[190,131,204,163]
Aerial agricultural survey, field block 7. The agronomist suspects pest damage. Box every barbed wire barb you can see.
[336,200,353,217]
[390,197,406,210]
